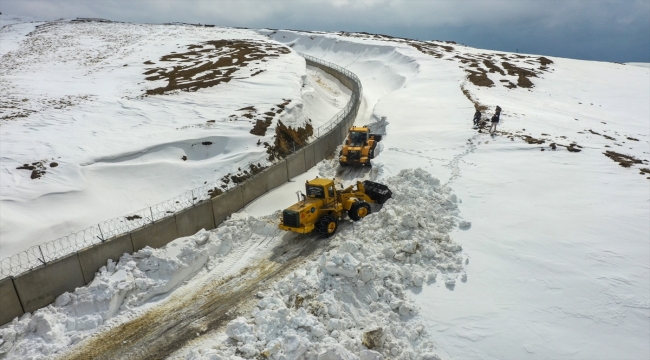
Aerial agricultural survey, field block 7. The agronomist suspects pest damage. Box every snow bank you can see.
[183,168,465,359]
[0,226,232,358]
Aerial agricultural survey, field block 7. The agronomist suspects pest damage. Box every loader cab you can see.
[305,178,337,204]
[348,127,368,146]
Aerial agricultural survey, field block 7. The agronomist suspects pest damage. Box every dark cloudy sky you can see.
[2,0,648,63]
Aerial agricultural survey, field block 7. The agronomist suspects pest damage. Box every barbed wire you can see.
[0,53,362,279]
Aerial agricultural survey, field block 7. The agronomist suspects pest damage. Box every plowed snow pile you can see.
[0,169,466,360]
[181,168,465,360]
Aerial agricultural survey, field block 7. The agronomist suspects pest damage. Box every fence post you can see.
[0,53,363,280]
[37,246,46,265]
[97,224,106,242]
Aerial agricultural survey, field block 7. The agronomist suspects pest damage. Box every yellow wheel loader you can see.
[279,177,392,237]
[339,126,382,167]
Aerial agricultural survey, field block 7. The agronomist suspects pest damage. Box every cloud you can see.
[1,0,648,61]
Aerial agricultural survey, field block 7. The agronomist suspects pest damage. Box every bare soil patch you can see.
[466,69,494,87]
[250,118,273,136]
[265,120,314,161]
[246,99,292,136]
[604,151,646,168]
[522,135,545,144]
[143,40,290,96]
[588,129,616,141]
[482,60,505,75]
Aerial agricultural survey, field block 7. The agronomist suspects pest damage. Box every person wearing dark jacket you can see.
[473,110,481,127]
[489,105,501,133]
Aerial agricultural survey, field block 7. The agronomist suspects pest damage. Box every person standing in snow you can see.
[489,105,501,133]
[472,110,481,127]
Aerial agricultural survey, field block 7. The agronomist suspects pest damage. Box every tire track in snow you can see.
[63,235,329,360]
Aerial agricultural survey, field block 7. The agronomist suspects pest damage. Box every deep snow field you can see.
[1,15,649,360]
[0,17,350,259]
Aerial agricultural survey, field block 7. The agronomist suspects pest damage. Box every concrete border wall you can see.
[131,216,179,252]
[212,186,244,225]
[77,234,134,284]
[13,253,86,313]
[286,149,306,179]
[0,53,362,326]
[266,160,289,191]
[242,174,269,206]
[0,277,23,325]
[303,142,316,169]
[175,200,216,238]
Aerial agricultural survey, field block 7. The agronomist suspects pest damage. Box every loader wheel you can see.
[348,201,371,221]
[315,215,338,238]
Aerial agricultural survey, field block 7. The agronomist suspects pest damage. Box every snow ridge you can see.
[184,168,466,360]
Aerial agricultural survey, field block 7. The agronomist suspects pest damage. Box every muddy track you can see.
[63,236,327,360]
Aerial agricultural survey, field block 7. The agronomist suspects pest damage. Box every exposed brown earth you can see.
[461,85,488,112]
[63,237,327,360]
[248,99,291,136]
[604,151,647,168]
[143,40,290,96]
[266,120,314,161]
[588,129,616,141]
[213,163,270,194]
[482,60,505,75]
[466,69,494,87]
[250,118,273,136]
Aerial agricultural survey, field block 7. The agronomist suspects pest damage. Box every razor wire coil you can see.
[0,53,362,279]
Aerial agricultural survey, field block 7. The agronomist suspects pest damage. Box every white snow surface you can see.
[0,18,349,258]
[1,168,463,360]
[1,18,650,360]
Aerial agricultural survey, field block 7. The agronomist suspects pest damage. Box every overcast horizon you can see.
[2,0,649,63]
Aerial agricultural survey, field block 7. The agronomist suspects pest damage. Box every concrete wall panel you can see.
[304,143,316,170]
[267,160,288,191]
[2,55,363,322]
[242,174,268,206]
[0,277,23,326]
[327,129,339,155]
[77,234,134,284]
[211,186,244,226]
[175,200,216,237]
[131,216,179,252]
[313,136,327,164]
[13,253,85,313]
[286,149,306,179]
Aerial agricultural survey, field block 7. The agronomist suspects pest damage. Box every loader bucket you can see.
[363,180,392,204]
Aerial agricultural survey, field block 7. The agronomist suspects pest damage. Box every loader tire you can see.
[369,143,377,159]
[348,201,371,221]
[315,215,338,238]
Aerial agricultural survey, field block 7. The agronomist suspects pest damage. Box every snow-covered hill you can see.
[1,16,649,360]
[0,17,349,259]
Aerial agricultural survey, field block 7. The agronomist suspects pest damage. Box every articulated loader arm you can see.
[339,180,392,204]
